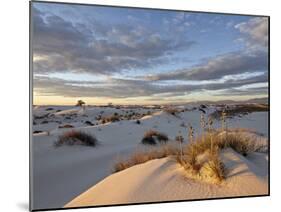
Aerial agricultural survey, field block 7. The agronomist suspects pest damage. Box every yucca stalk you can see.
[200,112,206,142]
[221,109,226,131]
[208,116,214,152]
[177,130,184,161]
[221,108,228,141]
[188,124,194,143]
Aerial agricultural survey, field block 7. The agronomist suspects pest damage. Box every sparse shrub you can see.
[200,104,207,109]
[76,100,85,107]
[176,140,226,182]
[163,107,180,115]
[176,129,265,183]
[33,130,43,134]
[143,130,158,138]
[199,108,206,114]
[175,135,184,142]
[157,133,169,143]
[205,148,226,182]
[84,120,94,126]
[142,130,169,145]
[113,145,179,172]
[221,109,227,131]
[58,124,74,128]
[101,114,120,124]
[217,132,257,156]
[141,136,156,145]
[210,104,268,120]
[54,130,98,147]
[188,124,194,143]
[200,113,206,132]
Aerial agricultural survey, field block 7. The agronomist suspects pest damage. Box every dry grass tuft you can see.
[210,104,268,119]
[217,132,257,156]
[58,124,74,128]
[202,148,226,182]
[113,145,179,173]
[115,125,266,184]
[54,130,98,147]
[176,144,226,183]
[101,114,120,124]
[163,107,181,115]
[141,130,169,145]
[176,130,266,183]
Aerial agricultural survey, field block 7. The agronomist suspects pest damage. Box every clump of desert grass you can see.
[113,144,179,173]
[176,134,224,183]
[210,103,269,119]
[114,110,267,184]
[175,128,267,183]
[54,130,98,147]
[58,124,74,128]
[101,114,120,124]
[163,107,181,116]
[141,130,169,145]
[176,110,266,183]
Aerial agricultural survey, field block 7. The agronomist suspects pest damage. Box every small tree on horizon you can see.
[76,100,85,107]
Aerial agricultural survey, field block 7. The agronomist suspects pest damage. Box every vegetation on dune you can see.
[114,108,267,184]
[101,114,120,124]
[33,130,43,134]
[76,100,86,107]
[44,104,267,184]
[113,145,179,173]
[163,107,181,116]
[54,130,98,147]
[58,124,74,128]
[210,104,269,119]
[141,130,169,145]
[176,109,267,183]
[84,120,94,126]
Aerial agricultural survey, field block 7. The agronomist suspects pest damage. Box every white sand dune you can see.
[32,105,268,209]
[65,148,268,207]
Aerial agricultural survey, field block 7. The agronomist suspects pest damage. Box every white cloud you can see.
[235,17,268,49]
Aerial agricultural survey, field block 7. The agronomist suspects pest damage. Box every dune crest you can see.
[65,148,268,207]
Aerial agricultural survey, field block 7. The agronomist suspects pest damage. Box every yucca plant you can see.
[188,124,194,143]
[200,112,206,143]
[221,109,227,131]
[207,116,214,152]
[176,130,184,161]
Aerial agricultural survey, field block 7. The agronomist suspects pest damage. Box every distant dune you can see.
[185,97,268,105]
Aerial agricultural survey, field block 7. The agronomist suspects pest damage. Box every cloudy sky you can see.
[32,2,268,105]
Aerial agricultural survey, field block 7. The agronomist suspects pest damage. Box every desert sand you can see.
[31,104,268,209]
